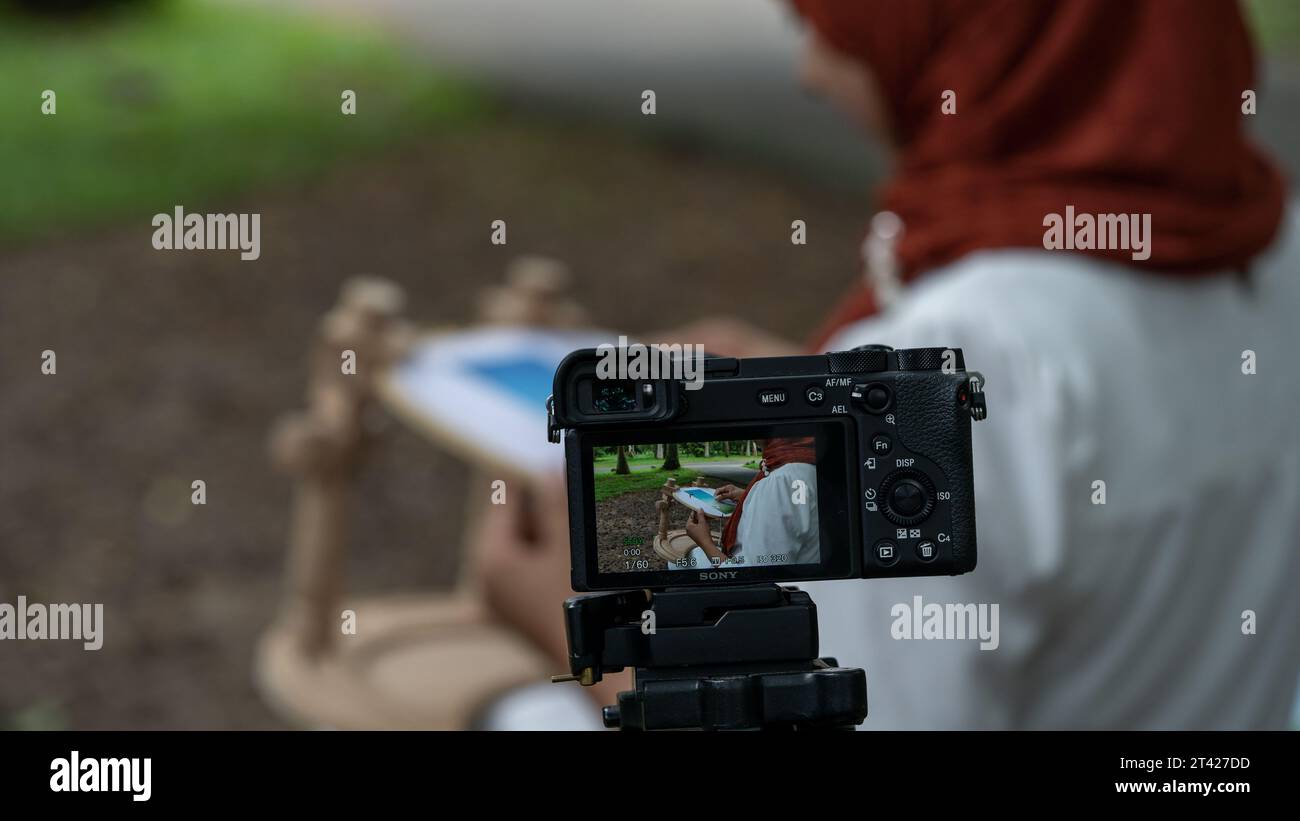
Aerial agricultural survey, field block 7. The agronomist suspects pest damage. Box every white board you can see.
[672,486,736,519]
[379,326,613,476]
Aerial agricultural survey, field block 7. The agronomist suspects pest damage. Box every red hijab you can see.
[794,0,1287,349]
[719,437,816,556]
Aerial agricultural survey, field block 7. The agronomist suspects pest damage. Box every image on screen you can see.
[592,436,821,574]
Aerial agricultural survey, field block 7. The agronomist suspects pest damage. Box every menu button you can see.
[757,389,787,406]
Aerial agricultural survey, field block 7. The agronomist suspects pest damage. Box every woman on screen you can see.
[683,437,820,568]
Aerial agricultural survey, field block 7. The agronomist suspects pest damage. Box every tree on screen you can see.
[661,443,681,471]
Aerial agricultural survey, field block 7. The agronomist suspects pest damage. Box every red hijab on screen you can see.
[792,0,1288,349]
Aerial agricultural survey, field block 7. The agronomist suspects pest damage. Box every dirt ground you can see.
[0,112,868,729]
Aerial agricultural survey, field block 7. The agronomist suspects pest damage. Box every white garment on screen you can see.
[730,462,820,568]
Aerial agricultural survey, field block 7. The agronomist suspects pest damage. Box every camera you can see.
[548,344,987,592]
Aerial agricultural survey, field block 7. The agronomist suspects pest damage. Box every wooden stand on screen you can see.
[652,477,696,564]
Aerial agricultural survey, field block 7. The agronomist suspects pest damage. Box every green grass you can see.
[593,453,754,468]
[0,0,487,244]
[592,468,705,502]
[1249,0,1300,57]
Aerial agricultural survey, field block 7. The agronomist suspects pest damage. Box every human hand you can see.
[474,474,574,665]
[472,474,634,710]
[714,484,747,504]
[684,509,714,548]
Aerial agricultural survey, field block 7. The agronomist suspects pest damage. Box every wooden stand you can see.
[478,255,587,329]
[267,277,412,659]
[255,271,568,729]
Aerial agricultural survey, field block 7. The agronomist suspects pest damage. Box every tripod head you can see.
[554,584,867,730]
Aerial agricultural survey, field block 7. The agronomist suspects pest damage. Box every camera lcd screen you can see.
[582,422,853,582]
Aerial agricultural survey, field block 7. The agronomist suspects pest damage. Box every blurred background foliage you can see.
[1,0,1295,247]
[1250,0,1300,55]
[0,0,486,245]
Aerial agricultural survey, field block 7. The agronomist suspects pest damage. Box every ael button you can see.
[851,382,891,414]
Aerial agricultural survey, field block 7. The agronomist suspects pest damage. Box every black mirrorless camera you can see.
[545,343,986,730]
[548,345,987,592]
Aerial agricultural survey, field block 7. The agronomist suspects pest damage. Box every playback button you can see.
[874,540,899,566]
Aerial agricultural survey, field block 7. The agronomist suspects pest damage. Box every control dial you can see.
[878,469,937,526]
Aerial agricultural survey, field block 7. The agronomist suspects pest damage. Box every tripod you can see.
[554,584,867,730]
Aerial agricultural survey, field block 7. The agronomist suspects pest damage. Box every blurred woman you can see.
[478,0,1300,728]
[778,0,1300,730]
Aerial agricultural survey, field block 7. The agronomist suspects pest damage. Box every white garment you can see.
[476,681,605,731]
[731,462,821,568]
[806,209,1300,729]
